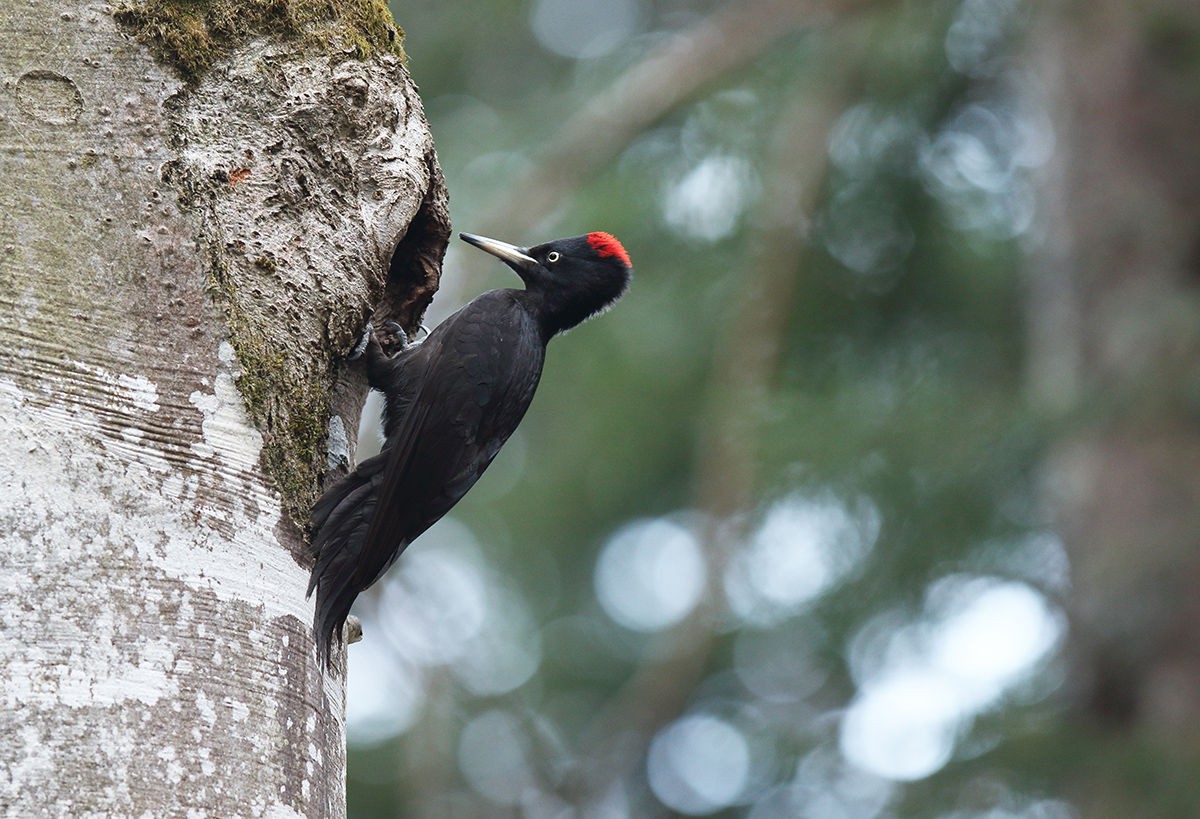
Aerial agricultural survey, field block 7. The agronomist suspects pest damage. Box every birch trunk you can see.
[0,1,447,815]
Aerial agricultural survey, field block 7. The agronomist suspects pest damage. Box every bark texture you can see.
[1027,0,1200,811]
[0,1,447,816]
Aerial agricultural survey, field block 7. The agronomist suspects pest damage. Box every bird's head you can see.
[460,232,632,336]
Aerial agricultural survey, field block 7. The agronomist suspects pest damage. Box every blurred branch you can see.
[560,28,869,809]
[473,0,879,242]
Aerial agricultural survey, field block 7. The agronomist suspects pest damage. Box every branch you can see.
[474,0,876,240]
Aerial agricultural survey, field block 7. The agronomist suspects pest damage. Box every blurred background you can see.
[347,0,1200,817]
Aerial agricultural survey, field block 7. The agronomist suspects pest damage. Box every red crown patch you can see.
[587,232,631,267]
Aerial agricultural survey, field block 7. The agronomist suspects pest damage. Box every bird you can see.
[307,231,632,666]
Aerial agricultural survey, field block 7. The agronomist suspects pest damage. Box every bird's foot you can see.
[381,321,432,350]
[378,321,409,350]
[347,323,373,361]
[348,320,425,361]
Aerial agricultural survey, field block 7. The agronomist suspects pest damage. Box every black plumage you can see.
[308,232,632,666]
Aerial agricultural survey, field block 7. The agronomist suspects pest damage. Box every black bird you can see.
[308,231,632,666]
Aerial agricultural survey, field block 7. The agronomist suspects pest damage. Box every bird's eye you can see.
[547,251,561,263]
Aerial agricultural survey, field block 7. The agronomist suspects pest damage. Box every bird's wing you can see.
[351,292,545,589]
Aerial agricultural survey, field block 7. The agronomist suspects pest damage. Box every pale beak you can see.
[460,233,537,270]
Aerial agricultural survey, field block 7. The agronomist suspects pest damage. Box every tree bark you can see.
[0,1,447,816]
[1026,0,1200,811]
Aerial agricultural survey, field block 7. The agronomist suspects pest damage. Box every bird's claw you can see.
[347,323,373,361]
[376,321,412,351]
[347,320,425,361]
[380,321,430,349]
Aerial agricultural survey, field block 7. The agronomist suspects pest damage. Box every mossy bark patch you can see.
[114,0,405,83]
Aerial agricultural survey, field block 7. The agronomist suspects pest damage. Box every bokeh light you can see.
[450,582,542,696]
[726,493,879,626]
[345,635,424,748]
[747,745,894,819]
[662,154,757,242]
[594,516,707,632]
[647,714,751,815]
[530,0,642,59]
[347,517,547,746]
[733,618,827,703]
[377,524,488,666]
[458,709,535,804]
[841,577,1064,780]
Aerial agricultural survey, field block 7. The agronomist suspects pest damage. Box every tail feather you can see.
[308,452,389,667]
[309,452,389,548]
[312,533,369,668]
[308,481,378,596]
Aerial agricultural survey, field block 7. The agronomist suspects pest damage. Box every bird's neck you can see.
[519,286,614,340]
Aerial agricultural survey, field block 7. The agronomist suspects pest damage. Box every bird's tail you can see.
[308,452,389,668]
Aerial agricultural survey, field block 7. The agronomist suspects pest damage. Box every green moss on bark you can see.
[114,0,405,83]
[214,276,335,527]
[230,323,331,522]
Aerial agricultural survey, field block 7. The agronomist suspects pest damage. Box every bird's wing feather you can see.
[352,292,545,589]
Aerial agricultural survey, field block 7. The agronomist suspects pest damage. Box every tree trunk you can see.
[0,1,447,815]
[1027,0,1200,811]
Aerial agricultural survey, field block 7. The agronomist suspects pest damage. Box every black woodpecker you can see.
[308,231,632,666]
